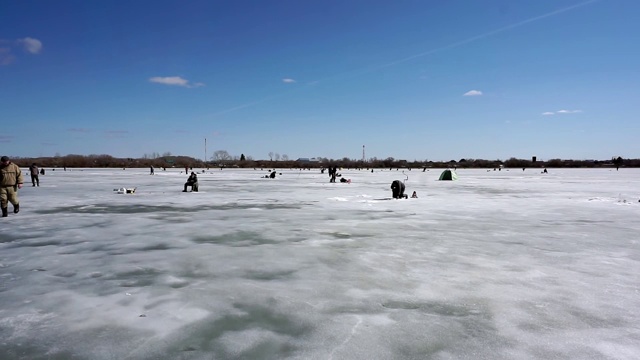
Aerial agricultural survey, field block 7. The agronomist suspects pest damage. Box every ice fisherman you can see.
[411,191,418,198]
[391,180,407,199]
[1,156,24,217]
[29,163,40,187]
[183,172,198,192]
[328,166,337,183]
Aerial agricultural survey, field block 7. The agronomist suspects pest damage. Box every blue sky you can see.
[1,0,638,162]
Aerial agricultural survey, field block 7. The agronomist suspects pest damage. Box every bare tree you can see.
[268,152,274,161]
[213,150,232,162]
[275,153,281,161]
[281,154,289,161]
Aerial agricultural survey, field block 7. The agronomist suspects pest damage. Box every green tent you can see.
[439,169,458,181]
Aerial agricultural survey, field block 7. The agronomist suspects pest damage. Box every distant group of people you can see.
[262,170,277,179]
[1,157,52,217]
[2,159,431,219]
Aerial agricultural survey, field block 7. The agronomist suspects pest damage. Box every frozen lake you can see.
[1,167,639,359]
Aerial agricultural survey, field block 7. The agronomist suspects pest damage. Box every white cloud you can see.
[463,90,482,96]
[149,76,204,88]
[149,76,188,86]
[282,78,296,83]
[542,109,582,116]
[18,37,42,54]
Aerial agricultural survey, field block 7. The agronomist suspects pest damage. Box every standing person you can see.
[29,163,40,186]
[329,166,337,183]
[1,156,24,217]
[150,165,154,175]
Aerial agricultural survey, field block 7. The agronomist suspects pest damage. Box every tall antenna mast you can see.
[204,138,207,164]
[362,145,365,162]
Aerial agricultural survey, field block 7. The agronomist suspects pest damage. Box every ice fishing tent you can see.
[438,169,458,181]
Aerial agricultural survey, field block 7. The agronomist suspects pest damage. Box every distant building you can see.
[296,157,320,163]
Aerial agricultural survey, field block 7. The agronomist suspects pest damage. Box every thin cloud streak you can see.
[543,110,583,115]
[68,128,92,133]
[0,47,16,65]
[366,0,599,72]
[208,0,599,117]
[104,130,129,138]
[208,94,284,117]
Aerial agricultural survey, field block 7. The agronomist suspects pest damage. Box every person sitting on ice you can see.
[391,180,407,199]
[411,191,418,198]
[183,172,198,192]
[340,177,351,183]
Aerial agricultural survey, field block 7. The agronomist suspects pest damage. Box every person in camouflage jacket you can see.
[1,156,24,217]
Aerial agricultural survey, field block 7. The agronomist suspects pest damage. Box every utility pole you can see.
[362,145,366,163]
[204,138,207,164]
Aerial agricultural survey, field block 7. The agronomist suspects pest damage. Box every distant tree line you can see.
[8,153,636,169]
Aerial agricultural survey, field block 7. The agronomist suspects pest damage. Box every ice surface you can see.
[1,167,639,359]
